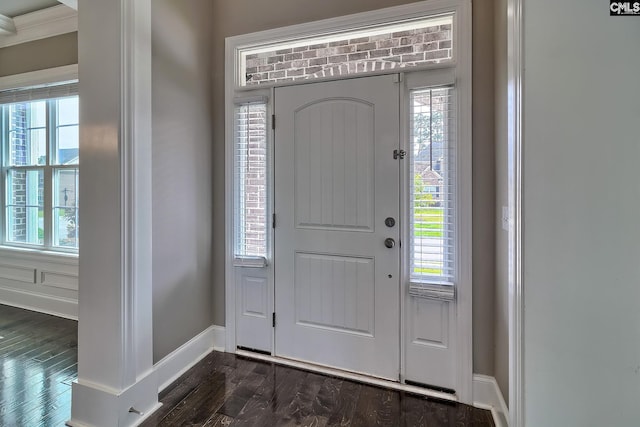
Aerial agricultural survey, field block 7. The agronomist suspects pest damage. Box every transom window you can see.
[1,91,79,252]
[238,15,453,87]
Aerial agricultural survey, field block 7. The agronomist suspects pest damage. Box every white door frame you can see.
[507,0,525,424]
[224,0,473,404]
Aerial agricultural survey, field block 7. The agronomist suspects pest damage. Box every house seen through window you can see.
[2,95,79,251]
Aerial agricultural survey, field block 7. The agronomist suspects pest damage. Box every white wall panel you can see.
[0,264,35,284]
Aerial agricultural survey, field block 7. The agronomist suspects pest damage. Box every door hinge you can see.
[393,149,406,160]
[272,213,276,229]
[272,114,275,130]
[272,312,276,327]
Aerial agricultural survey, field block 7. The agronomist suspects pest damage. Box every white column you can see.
[69,0,157,425]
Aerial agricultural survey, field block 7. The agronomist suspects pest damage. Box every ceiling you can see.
[0,0,60,18]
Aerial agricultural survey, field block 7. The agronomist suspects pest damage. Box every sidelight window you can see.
[409,86,455,283]
[233,100,268,259]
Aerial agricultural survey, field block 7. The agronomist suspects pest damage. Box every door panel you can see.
[236,268,272,352]
[405,297,457,390]
[274,75,400,380]
[295,252,375,336]
[294,99,374,231]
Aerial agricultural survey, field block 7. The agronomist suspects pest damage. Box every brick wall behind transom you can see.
[245,24,452,86]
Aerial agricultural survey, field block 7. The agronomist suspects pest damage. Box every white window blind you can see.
[234,101,268,258]
[409,86,455,284]
[0,81,78,105]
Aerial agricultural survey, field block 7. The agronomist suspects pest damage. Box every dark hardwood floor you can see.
[143,351,494,427]
[0,304,77,427]
[0,305,493,426]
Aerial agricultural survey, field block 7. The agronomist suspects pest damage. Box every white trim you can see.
[212,325,226,351]
[0,14,16,36]
[70,372,161,427]
[452,1,473,403]
[507,0,524,425]
[0,245,78,265]
[473,374,510,427]
[233,256,268,268]
[70,0,156,425]
[120,0,154,386]
[224,37,237,353]
[236,349,458,402]
[0,64,78,91]
[0,5,77,49]
[226,0,462,89]
[0,285,77,319]
[154,325,218,392]
[225,0,473,402]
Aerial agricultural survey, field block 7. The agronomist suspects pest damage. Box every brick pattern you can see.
[244,24,452,86]
[8,105,28,242]
[236,104,267,256]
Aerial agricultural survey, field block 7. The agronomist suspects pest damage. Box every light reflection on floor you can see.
[0,305,77,426]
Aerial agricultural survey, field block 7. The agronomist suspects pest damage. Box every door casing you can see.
[224,0,473,403]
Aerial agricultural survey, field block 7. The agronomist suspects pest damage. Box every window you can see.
[233,100,268,259]
[238,15,453,87]
[1,94,79,251]
[409,86,454,283]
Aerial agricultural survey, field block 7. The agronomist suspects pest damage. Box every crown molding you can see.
[0,64,78,91]
[0,13,16,36]
[57,0,78,11]
[0,5,77,49]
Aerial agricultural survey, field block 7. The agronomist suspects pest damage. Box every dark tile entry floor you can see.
[143,351,494,427]
[0,304,78,427]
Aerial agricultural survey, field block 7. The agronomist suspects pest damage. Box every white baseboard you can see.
[473,374,509,427]
[0,285,77,320]
[68,370,160,427]
[212,325,226,351]
[154,325,225,392]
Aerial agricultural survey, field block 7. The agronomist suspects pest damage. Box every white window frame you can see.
[225,0,472,402]
[405,78,457,288]
[232,94,271,265]
[0,65,79,261]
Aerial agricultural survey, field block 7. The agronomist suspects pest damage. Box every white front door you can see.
[274,75,400,380]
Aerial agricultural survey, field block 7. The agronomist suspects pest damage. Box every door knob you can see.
[384,238,395,249]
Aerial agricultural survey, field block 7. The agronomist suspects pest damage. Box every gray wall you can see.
[152,0,213,362]
[523,0,640,424]
[211,0,497,375]
[493,0,508,400]
[470,0,496,376]
[0,32,78,77]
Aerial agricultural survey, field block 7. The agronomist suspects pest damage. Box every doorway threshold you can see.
[235,349,458,403]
